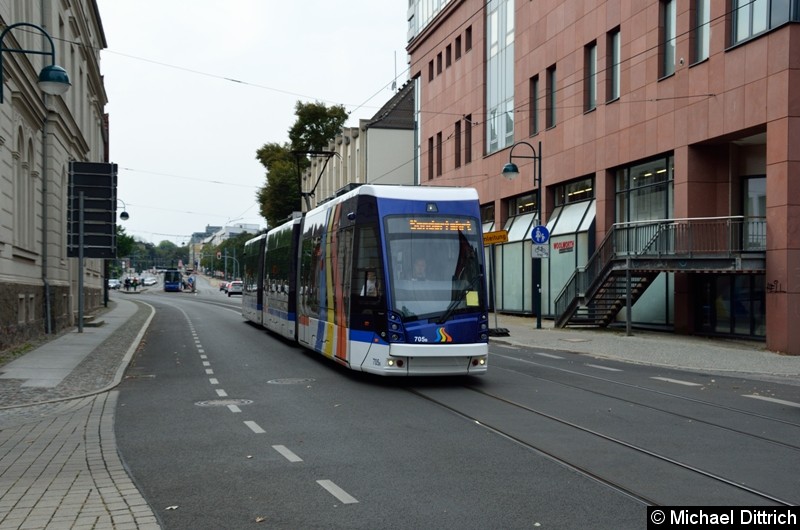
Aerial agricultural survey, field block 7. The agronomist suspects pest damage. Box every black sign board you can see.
[67,162,118,258]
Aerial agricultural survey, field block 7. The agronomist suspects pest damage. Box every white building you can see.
[301,81,415,210]
[0,1,108,349]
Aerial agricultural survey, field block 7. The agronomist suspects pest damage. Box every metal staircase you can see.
[554,216,767,328]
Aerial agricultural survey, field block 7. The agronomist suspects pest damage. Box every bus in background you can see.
[163,269,182,292]
[242,185,489,376]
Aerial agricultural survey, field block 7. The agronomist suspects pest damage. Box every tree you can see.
[288,101,348,153]
[255,101,349,227]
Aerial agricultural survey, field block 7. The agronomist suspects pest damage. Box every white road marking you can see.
[228,405,241,413]
[652,377,702,387]
[586,364,622,372]
[317,480,358,504]
[272,445,303,462]
[209,378,219,385]
[216,389,228,397]
[244,421,265,434]
[198,349,205,354]
[533,352,563,359]
[206,369,214,375]
[200,355,207,359]
[743,395,800,408]
[203,361,211,367]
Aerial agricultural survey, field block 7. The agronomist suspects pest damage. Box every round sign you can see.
[531,225,550,244]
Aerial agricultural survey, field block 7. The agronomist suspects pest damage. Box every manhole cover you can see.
[267,378,315,385]
[195,399,253,407]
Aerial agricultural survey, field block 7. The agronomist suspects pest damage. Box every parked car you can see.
[108,278,121,290]
[227,281,243,296]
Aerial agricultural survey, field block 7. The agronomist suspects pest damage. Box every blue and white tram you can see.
[242,185,489,376]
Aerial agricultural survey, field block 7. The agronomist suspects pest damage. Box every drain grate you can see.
[195,399,253,407]
[267,378,315,385]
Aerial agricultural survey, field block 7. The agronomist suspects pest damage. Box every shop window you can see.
[555,177,594,206]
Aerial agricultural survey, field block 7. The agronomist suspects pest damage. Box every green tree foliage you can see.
[288,101,348,153]
[255,101,349,227]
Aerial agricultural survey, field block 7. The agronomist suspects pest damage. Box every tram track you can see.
[491,353,800,451]
[408,382,796,507]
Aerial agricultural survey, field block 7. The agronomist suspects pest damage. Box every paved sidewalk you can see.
[1,292,799,529]
[0,297,160,530]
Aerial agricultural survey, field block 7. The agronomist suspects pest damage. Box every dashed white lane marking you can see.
[206,369,214,375]
[273,445,303,462]
[586,363,622,372]
[244,421,265,434]
[533,352,564,359]
[743,395,800,408]
[216,389,228,397]
[316,480,358,504]
[203,361,211,367]
[209,378,219,385]
[652,377,702,387]
[228,405,241,413]
[200,355,207,359]
[198,349,205,353]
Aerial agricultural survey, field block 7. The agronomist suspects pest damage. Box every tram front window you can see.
[384,215,483,321]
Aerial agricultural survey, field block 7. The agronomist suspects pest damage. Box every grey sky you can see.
[97,0,408,244]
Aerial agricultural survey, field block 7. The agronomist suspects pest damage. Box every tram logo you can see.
[435,327,453,342]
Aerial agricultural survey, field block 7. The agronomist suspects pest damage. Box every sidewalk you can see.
[1,296,799,529]
[0,296,160,529]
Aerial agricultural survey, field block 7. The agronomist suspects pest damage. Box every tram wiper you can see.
[436,275,481,325]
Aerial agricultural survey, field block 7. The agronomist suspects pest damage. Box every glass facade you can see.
[486,0,515,154]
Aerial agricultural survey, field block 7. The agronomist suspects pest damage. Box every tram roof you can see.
[337,184,479,202]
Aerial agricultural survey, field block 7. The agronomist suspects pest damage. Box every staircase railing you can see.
[554,216,766,322]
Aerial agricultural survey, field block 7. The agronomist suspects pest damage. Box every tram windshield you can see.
[384,215,483,321]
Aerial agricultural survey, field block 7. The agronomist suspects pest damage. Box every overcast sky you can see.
[96,1,409,245]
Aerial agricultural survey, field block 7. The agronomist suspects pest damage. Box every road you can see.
[114,275,800,529]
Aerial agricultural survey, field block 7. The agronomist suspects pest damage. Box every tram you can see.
[163,269,183,292]
[242,184,489,376]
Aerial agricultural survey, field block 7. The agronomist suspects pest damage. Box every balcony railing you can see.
[554,216,766,322]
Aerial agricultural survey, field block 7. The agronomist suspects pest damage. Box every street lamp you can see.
[117,199,130,221]
[501,141,544,329]
[0,23,71,103]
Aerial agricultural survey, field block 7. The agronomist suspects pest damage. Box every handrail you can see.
[554,216,766,321]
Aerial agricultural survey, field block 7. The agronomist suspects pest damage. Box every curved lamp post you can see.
[0,23,71,103]
[117,199,130,221]
[501,140,544,329]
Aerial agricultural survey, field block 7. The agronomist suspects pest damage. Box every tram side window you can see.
[354,225,383,301]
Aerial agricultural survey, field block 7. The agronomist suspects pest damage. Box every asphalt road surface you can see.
[114,276,800,529]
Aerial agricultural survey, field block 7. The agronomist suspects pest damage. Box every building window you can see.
[529,75,539,135]
[691,0,710,63]
[584,41,597,112]
[455,36,462,60]
[731,0,794,45]
[428,60,434,81]
[555,177,595,206]
[481,203,495,223]
[454,120,462,169]
[465,26,472,51]
[436,132,443,176]
[427,137,434,180]
[660,0,677,78]
[464,114,472,163]
[546,64,556,128]
[615,155,674,223]
[446,44,452,67]
[508,192,538,216]
[437,52,442,75]
[486,0,515,154]
[606,28,620,102]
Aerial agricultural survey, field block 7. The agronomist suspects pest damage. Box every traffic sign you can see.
[483,230,509,245]
[531,225,550,244]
